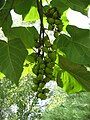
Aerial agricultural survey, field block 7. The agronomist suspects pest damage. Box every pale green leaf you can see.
[24,6,39,22]
[61,71,84,93]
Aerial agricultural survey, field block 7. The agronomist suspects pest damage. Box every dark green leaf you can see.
[50,0,68,14]
[4,27,39,48]
[50,0,90,14]
[55,26,90,65]
[0,9,12,29]
[56,71,63,88]
[0,38,28,85]
[14,0,35,19]
[59,55,90,91]
[0,0,5,9]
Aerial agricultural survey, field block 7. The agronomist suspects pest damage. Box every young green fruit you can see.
[39,82,45,89]
[37,74,43,81]
[57,24,63,32]
[38,93,47,100]
[51,45,57,50]
[44,57,51,63]
[44,40,51,47]
[49,8,55,14]
[45,67,52,74]
[43,77,50,82]
[39,69,44,74]
[42,46,48,53]
[26,53,37,63]
[53,11,58,19]
[47,63,52,68]
[47,74,52,79]
[40,64,45,69]
[43,88,50,93]
[32,67,38,75]
[35,42,40,48]
[49,51,56,61]
[37,57,43,63]
[47,18,55,24]
[33,78,39,84]
[32,85,38,92]
[47,62,54,68]
[54,31,59,38]
[48,24,54,30]
[44,36,49,41]
[55,19,61,25]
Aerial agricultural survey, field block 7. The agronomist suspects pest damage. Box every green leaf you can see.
[0,0,5,9]
[55,26,90,65]
[14,0,35,19]
[24,6,39,22]
[2,0,13,10]
[59,55,90,91]
[50,0,90,14]
[50,0,68,14]
[26,53,37,63]
[66,0,90,13]
[4,27,39,49]
[56,71,63,88]
[0,38,28,85]
[61,71,84,93]
[0,9,12,29]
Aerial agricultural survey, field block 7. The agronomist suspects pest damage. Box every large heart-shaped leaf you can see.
[59,55,90,91]
[0,38,28,85]
[55,26,90,65]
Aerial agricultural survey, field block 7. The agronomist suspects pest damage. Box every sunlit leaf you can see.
[24,6,39,22]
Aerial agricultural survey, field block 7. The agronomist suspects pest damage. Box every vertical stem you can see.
[36,0,45,57]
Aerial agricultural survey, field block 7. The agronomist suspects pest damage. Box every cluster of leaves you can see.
[41,88,90,120]
[0,75,42,120]
[0,0,90,95]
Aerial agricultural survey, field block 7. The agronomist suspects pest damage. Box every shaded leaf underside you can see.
[59,55,90,91]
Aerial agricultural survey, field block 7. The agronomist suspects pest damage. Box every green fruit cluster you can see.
[31,34,56,100]
[45,7,63,38]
